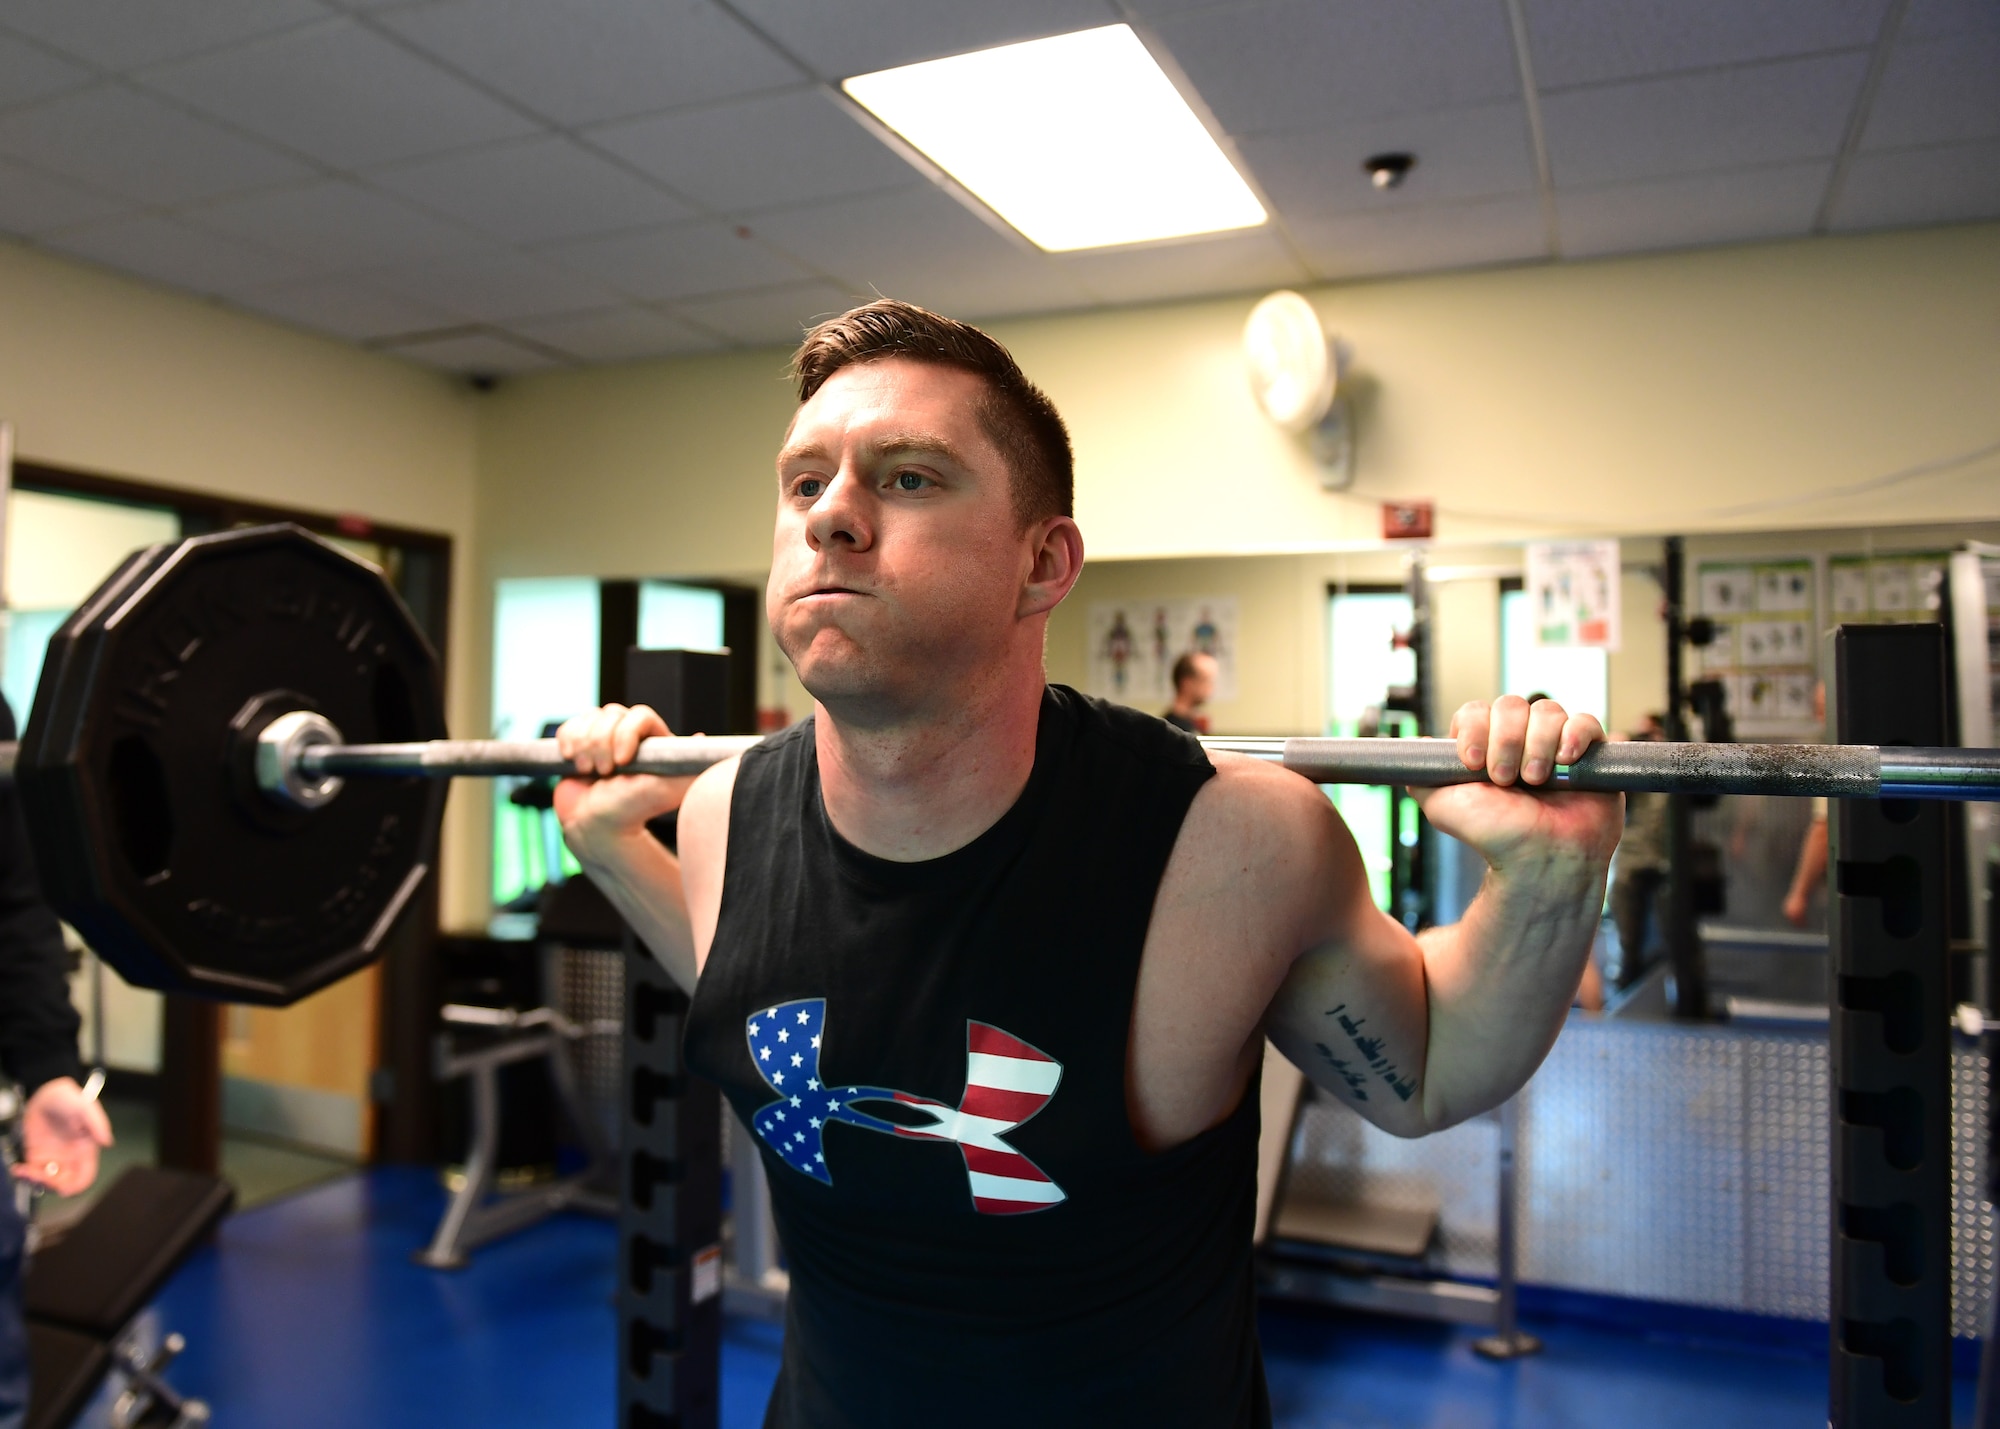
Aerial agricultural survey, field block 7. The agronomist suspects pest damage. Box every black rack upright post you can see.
[617,647,729,1429]
[1661,535,1709,1018]
[1828,622,1952,1427]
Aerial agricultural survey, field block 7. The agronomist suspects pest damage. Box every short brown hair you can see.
[791,299,1073,528]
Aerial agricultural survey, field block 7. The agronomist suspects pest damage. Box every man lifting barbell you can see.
[550,300,1622,1428]
[5,328,1998,1429]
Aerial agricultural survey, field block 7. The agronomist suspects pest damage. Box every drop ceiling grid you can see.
[0,0,1988,369]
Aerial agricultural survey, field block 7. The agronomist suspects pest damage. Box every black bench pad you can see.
[24,1167,234,1338]
[23,1322,109,1429]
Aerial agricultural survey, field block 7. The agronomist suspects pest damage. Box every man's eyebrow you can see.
[867,432,966,465]
[776,439,830,468]
[775,432,968,469]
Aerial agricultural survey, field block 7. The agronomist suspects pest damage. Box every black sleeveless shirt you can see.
[684,685,1271,1428]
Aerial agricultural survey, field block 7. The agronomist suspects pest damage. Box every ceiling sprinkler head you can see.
[1365,152,1415,190]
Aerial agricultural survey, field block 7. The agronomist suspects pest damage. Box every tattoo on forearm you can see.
[1325,1004,1417,1102]
[1312,1043,1370,1101]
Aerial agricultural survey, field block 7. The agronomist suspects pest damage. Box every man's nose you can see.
[805,470,873,552]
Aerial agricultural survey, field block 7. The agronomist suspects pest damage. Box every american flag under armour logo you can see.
[745,998,1066,1215]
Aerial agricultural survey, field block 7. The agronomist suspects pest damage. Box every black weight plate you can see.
[17,524,447,1005]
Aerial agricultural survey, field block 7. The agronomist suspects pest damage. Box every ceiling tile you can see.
[1860,32,2000,152]
[0,85,310,205]
[1899,0,2000,42]
[674,280,861,346]
[1291,194,1548,279]
[1152,0,1520,136]
[512,304,728,360]
[589,88,916,214]
[1239,101,1537,224]
[363,246,625,321]
[0,155,128,233]
[1115,0,1263,19]
[142,18,536,169]
[184,180,473,271]
[42,213,312,294]
[0,31,92,108]
[370,136,690,244]
[889,264,1101,322]
[746,184,1094,318]
[1540,53,1867,186]
[1056,227,1309,305]
[1832,137,2000,229]
[1523,0,1888,90]
[725,0,1119,79]
[544,220,814,301]
[377,0,800,126]
[377,327,564,374]
[232,274,461,340]
[1556,162,1829,258]
[1,0,329,72]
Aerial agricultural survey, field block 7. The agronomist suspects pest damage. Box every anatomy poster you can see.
[1525,540,1621,650]
[1087,597,1238,706]
[1697,557,1818,738]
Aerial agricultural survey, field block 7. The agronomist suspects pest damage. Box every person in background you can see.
[1163,650,1218,734]
[0,693,113,1429]
[1783,683,1830,928]
[1609,712,1669,989]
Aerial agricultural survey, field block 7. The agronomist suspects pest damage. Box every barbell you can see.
[8,523,1999,1006]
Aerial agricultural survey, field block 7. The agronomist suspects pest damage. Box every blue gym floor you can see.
[145,1168,1977,1427]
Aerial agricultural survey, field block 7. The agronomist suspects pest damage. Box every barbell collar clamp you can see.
[254,709,347,812]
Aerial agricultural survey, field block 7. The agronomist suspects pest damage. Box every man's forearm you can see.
[1415,850,1607,1130]
[573,831,699,994]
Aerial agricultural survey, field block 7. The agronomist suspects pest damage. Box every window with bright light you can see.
[1326,589,1415,912]
[843,25,1267,252]
[1500,586,1609,723]
[638,581,725,652]
[491,578,598,907]
[489,579,730,909]
[2,489,179,724]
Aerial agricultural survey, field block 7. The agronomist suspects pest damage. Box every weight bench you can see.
[415,1002,621,1269]
[23,1166,234,1429]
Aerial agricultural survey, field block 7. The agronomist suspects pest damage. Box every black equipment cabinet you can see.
[1828,623,1953,1425]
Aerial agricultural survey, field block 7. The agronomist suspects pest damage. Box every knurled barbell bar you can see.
[242,726,2000,802]
[8,522,1999,1006]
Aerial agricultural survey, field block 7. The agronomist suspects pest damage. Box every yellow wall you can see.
[476,223,2000,577]
[1025,223,1998,555]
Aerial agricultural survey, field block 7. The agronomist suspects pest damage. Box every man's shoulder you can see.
[1185,753,1334,852]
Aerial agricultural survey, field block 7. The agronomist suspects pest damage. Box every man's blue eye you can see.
[896,472,925,491]
[798,478,824,498]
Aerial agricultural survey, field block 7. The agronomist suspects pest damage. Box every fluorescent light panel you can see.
[843,25,1266,253]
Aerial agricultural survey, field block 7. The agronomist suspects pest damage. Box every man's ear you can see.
[1020,516,1084,618]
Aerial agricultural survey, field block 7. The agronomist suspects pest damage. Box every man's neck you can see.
[814,661,1045,863]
